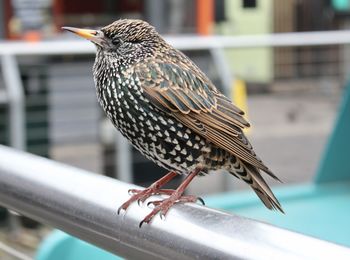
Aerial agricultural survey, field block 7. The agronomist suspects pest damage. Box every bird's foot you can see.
[117,171,178,215]
[117,188,174,214]
[139,193,204,227]
[117,169,201,227]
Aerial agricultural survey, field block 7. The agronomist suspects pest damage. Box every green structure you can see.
[332,0,350,11]
[36,231,120,260]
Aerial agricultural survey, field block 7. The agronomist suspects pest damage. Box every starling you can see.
[63,19,283,226]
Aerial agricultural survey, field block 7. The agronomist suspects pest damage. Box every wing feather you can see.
[132,56,275,176]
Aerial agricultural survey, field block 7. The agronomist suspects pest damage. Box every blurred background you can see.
[0,0,350,259]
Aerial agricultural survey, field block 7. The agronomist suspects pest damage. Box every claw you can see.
[117,206,124,215]
[117,186,179,217]
[147,200,161,207]
[139,214,153,228]
[139,220,146,228]
[159,212,166,220]
[197,197,205,205]
[139,198,174,227]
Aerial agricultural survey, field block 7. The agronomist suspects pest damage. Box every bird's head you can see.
[62,19,163,60]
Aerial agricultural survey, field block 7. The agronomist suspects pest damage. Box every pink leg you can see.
[139,167,202,227]
[117,171,178,214]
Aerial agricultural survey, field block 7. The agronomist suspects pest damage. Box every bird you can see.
[62,19,283,227]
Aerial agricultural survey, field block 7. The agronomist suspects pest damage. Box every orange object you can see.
[196,0,214,35]
[23,31,42,42]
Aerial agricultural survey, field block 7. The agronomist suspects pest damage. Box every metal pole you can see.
[0,89,8,104]
[1,55,26,150]
[1,54,26,235]
[0,145,350,260]
[3,31,350,56]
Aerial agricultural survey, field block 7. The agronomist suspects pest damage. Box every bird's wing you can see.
[132,58,277,178]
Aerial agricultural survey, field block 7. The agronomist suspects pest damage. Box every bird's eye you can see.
[111,38,121,46]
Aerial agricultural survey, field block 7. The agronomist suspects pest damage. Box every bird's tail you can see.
[228,158,284,213]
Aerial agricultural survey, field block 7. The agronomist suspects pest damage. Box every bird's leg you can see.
[139,167,202,227]
[117,171,178,214]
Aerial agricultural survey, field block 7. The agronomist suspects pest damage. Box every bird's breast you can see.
[94,67,211,174]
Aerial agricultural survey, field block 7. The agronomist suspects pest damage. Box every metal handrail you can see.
[1,30,350,55]
[0,145,349,260]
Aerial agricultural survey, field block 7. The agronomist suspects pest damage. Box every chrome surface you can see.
[1,54,26,234]
[0,55,26,150]
[0,145,349,260]
[2,30,350,56]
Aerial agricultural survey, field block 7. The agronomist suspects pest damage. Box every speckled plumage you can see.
[63,19,283,224]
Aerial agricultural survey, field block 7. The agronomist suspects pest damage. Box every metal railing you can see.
[0,145,349,260]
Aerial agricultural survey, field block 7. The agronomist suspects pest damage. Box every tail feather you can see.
[247,164,284,213]
[263,168,283,183]
[229,158,284,213]
[252,184,284,213]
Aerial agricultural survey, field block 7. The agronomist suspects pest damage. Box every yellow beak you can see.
[62,27,98,40]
